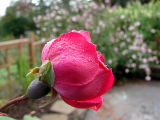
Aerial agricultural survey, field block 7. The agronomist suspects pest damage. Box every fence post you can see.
[29,32,35,67]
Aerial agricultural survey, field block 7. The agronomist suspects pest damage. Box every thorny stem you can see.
[0,95,28,112]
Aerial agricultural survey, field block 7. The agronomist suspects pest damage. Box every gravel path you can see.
[85,81,160,120]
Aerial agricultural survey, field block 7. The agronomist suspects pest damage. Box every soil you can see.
[1,96,57,120]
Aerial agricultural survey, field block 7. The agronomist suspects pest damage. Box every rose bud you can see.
[26,78,50,99]
[41,30,114,111]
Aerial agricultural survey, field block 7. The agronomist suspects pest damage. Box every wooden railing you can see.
[0,32,48,97]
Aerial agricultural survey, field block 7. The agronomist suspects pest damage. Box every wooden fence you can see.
[0,32,47,96]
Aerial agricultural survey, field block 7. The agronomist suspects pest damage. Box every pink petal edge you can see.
[72,30,91,42]
[54,64,114,100]
[61,95,103,111]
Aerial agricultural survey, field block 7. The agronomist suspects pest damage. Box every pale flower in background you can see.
[122,50,128,56]
[148,48,152,53]
[36,30,40,34]
[120,15,125,19]
[108,59,112,64]
[82,12,88,18]
[142,58,147,63]
[85,22,89,29]
[134,21,141,27]
[55,16,61,20]
[132,54,136,59]
[150,29,156,33]
[145,76,151,81]
[141,47,146,53]
[42,27,47,32]
[125,68,130,73]
[41,38,46,42]
[114,47,118,53]
[131,63,136,68]
[128,26,135,31]
[127,38,131,42]
[52,28,57,32]
[105,0,110,3]
[109,37,115,43]
[120,42,125,48]
[71,16,77,22]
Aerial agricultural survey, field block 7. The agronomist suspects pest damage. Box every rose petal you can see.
[41,39,55,61]
[42,31,114,101]
[54,61,114,100]
[42,32,99,85]
[97,51,105,63]
[72,30,91,42]
[61,96,103,111]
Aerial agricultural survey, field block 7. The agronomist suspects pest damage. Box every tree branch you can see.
[0,95,28,112]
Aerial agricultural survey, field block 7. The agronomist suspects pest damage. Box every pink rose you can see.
[41,30,114,111]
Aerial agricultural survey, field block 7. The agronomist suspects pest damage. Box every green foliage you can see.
[17,55,30,93]
[99,1,160,79]
[0,116,16,120]
[39,61,54,87]
[112,1,160,41]
[93,0,153,7]
[23,115,40,120]
[0,16,33,37]
[26,60,54,87]
[0,1,36,39]
[0,115,40,120]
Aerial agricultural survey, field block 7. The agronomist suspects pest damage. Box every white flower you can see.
[114,48,118,52]
[145,76,151,81]
[42,27,47,31]
[120,15,125,19]
[128,26,135,31]
[36,30,40,34]
[132,54,136,59]
[41,38,46,42]
[134,21,141,27]
[125,68,129,73]
[150,29,156,33]
[108,59,112,64]
[131,63,136,68]
[105,0,110,3]
[120,42,126,48]
[122,50,128,56]
[142,58,147,63]
[52,28,57,32]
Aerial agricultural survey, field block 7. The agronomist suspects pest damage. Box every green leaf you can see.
[45,63,54,87]
[26,67,40,77]
[26,67,40,84]
[23,115,40,120]
[39,60,54,87]
[0,116,16,120]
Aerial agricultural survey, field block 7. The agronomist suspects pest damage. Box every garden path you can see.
[85,81,160,120]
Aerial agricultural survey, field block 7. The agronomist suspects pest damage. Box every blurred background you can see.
[0,0,160,120]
